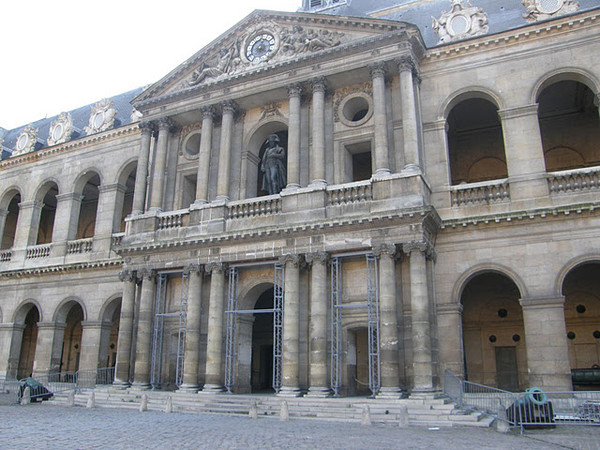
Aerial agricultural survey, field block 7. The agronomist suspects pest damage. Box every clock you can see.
[246,33,276,62]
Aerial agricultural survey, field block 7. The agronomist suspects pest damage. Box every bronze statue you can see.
[261,134,286,195]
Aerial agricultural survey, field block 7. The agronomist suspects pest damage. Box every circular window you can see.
[593,330,600,339]
[93,111,105,129]
[489,335,497,343]
[537,0,563,14]
[52,123,64,141]
[512,334,521,342]
[498,308,508,318]
[448,14,470,36]
[576,304,586,314]
[567,331,576,340]
[183,132,201,158]
[16,134,28,151]
[339,93,373,127]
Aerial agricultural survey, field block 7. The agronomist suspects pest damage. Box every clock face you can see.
[246,33,276,62]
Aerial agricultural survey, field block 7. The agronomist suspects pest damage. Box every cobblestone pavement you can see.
[0,400,598,449]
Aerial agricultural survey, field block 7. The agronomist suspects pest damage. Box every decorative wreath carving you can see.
[522,0,579,22]
[85,99,117,135]
[13,124,39,156]
[432,0,489,44]
[47,112,75,146]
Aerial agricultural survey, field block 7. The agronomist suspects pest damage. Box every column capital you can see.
[139,121,155,135]
[287,83,303,98]
[402,240,436,261]
[138,268,155,281]
[278,253,304,268]
[221,100,238,115]
[396,55,416,73]
[157,117,175,132]
[310,77,327,94]
[119,269,137,283]
[205,261,225,274]
[17,200,43,210]
[201,105,216,120]
[183,263,203,275]
[372,243,397,259]
[304,251,329,266]
[368,61,386,79]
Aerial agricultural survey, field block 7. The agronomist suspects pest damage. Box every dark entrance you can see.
[495,346,519,391]
[251,289,274,392]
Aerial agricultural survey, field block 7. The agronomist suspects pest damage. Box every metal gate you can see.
[150,271,189,389]
[330,253,381,397]
[224,263,284,393]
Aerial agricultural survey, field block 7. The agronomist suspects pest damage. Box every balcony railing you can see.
[327,181,372,206]
[548,167,600,195]
[157,210,189,230]
[26,243,52,259]
[0,249,12,262]
[111,232,125,247]
[227,195,282,219]
[66,238,93,255]
[451,179,510,207]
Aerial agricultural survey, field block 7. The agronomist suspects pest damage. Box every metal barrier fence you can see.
[443,370,600,434]
[16,367,115,402]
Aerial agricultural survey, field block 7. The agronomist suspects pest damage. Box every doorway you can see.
[251,289,274,392]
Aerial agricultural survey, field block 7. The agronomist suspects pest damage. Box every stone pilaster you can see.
[93,183,126,254]
[369,63,391,176]
[0,208,8,248]
[305,251,329,397]
[131,121,154,215]
[114,270,137,386]
[398,57,421,173]
[216,101,237,201]
[286,84,302,190]
[49,193,83,258]
[373,243,402,397]
[79,320,111,372]
[310,78,327,187]
[0,323,25,380]
[149,118,174,211]
[32,322,66,377]
[132,269,155,389]
[278,253,303,397]
[180,264,203,392]
[520,296,572,391]
[202,262,226,392]
[194,107,215,205]
[12,201,43,250]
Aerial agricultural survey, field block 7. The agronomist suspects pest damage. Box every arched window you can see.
[36,183,58,245]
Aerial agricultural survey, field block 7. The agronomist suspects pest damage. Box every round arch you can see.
[73,169,103,195]
[555,254,600,297]
[439,86,505,121]
[98,294,123,322]
[237,274,275,311]
[0,186,23,210]
[452,263,527,304]
[116,158,138,187]
[33,179,60,203]
[531,68,600,104]
[52,297,87,323]
[12,299,43,324]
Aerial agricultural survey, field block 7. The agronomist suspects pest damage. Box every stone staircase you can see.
[48,388,493,428]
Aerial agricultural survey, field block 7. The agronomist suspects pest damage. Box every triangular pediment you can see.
[134,10,419,107]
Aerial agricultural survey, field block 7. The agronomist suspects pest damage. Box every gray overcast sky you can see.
[1,0,301,131]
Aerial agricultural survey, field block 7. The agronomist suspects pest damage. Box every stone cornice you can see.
[425,9,599,61]
[0,259,121,279]
[0,124,140,171]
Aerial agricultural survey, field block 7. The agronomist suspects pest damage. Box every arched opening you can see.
[118,166,136,233]
[562,262,600,388]
[99,298,121,370]
[59,303,84,374]
[251,287,274,392]
[447,98,507,185]
[76,173,100,239]
[461,272,526,391]
[1,192,20,249]
[36,182,58,245]
[538,80,600,172]
[16,305,40,379]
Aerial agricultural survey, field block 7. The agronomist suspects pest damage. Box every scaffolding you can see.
[330,253,381,397]
[150,271,189,390]
[224,262,284,393]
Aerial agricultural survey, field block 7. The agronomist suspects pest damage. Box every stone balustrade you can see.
[547,167,600,195]
[157,210,189,230]
[327,181,372,206]
[66,238,94,255]
[25,243,52,259]
[450,179,510,207]
[227,195,282,219]
[111,232,124,248]
[0,249,12,262]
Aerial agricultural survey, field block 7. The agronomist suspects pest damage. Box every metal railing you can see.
[444,370,600,434]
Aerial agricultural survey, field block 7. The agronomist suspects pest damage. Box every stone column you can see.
[498,105,549,201]
[48,193,82,258]
[374,243,401,397]
[521,296,572,391]
[79,320,111,372]
[216,101,236,201]
[403,241,434,393]
[286,84,302,190]
[278,253,302,397]
[131,121,154,215]
[310,77,327,187]
[93,183,126,254]
[436,303,465,379]
[0,208,8,247]
[369,63,391,176]
[180,264,203,392]
[12,201,43,250]
[305,251,329,396]
[203,262,226,392]
[194,107,215,205]
[398,57,421,172]
[132,269,155,389]
[149,118,173,211]
[32,322,66,376]
[0,323,25,380]
[114,270,137,386]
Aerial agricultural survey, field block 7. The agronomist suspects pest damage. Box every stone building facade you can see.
[0,0,599,397]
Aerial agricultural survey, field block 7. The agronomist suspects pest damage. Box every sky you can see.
[0,0,301,131]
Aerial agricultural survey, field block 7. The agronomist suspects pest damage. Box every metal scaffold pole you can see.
[273,264,284,393]
[175,272,189,388]
[330,257,342,397]
[224,267,239,393]
[366,254,381,397]
[150,273,167,390]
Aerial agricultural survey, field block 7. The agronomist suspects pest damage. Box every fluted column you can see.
[180,264,203,391]
[114,270,137,386]
[278,253,303,397]
[149,118,173,211]
[286,84,302,190]
[398,57,421,172]
[132,269,155,389]
[203,262,226,392]
[374,243,401,397]
[369,63,391,176]
[216,101,236,201]
[305,251,329,396]
[403,241,434,393]
[194,107,215,204]
[310,78,327,187]
[131,121,154,215]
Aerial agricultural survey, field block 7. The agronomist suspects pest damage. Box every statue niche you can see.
[258,132,288,196]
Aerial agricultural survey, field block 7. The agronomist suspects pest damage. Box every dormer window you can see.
[305,0,347,12]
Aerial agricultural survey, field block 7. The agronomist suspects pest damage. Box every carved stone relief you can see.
[432,0,489,44]
[85,99,117,135]
[522,0,579,22]
[13,124,39,156]
[47,112,75,146]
